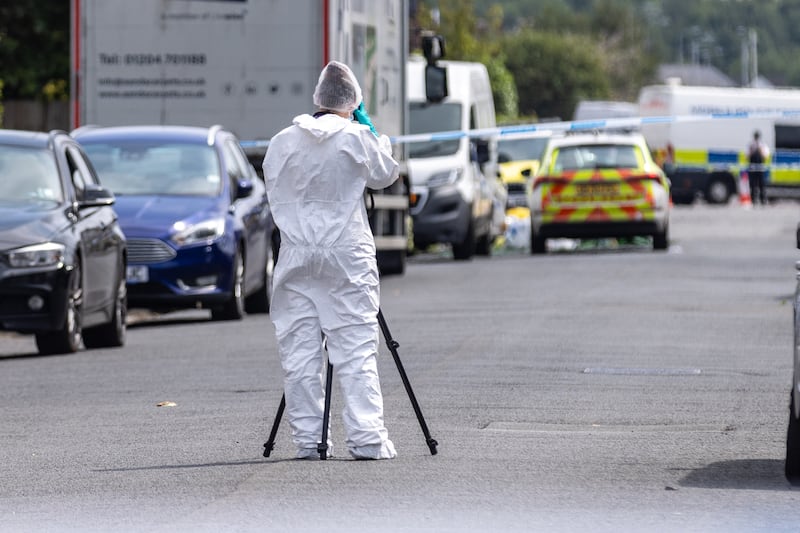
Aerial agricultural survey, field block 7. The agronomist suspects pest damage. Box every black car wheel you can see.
[212,249,245,321]
[786,388,800,484]
[36,259,83,355]
[83,267,127,348]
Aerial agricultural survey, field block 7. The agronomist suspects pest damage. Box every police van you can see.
[638,82,800,204]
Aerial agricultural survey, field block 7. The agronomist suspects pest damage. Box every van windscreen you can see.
[408,102,462,158]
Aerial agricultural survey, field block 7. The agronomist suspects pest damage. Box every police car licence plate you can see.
[574,183,621,202]
[126,265,149,284]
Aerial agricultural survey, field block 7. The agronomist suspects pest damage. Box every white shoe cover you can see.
[295,445,334,460]
[349,440,397,460]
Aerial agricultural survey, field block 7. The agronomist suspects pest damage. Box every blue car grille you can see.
[127,238,177,264]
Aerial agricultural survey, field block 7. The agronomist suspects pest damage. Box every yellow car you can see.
[498,132,550,210]
[529,132,671,254]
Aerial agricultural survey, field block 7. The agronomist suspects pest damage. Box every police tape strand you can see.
[240,109,800,150]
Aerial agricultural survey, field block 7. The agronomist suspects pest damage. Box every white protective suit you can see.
[263,112,400,459]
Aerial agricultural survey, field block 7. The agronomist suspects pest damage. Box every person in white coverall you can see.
[262,61,400,460]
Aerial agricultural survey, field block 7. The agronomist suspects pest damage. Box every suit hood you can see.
[293,113,351,141]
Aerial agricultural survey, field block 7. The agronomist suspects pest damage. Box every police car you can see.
[527,132,671,253]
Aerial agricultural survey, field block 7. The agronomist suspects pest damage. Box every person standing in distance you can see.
[262,61,399,460]
[747,130,770,206]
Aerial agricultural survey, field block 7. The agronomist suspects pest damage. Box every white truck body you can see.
[573,100,639,121]
[405,57,505,260]
[638,83,800,203]
[71,0,409,274]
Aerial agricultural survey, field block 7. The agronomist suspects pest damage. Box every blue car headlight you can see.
[6,242,65,268]
[170,218,226,247]
[426,168,462,188]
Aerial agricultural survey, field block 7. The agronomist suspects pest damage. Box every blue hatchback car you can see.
[75,125,276,320]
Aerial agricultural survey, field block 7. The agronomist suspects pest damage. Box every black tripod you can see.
[263,308,438,460]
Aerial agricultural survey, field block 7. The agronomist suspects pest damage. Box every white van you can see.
[406,56,505,260]
[573,100,639,121]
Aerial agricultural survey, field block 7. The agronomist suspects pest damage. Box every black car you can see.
[0,129,127,355]
[74,125,275,319]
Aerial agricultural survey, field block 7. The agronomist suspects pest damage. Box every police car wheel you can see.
[530,231,546,255]
[653,227,669,251]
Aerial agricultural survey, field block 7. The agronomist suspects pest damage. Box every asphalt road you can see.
[2,201,800,532]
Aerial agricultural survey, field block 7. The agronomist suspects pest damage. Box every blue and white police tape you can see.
[240,108,800,149]
[387,109,800,145]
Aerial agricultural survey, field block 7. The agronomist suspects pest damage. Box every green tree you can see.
[588,0,656,100]
[0,1,70,100]
[419,0,519,121]
[503,30,610,120]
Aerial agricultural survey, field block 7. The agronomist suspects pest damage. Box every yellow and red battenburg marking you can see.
[535,168,663,223]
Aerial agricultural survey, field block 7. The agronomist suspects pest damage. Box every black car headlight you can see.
[170,218,225,247]
[5,242,65,268]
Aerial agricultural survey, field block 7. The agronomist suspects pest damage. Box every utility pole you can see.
[749,28,758,87]
[740,28,750,86]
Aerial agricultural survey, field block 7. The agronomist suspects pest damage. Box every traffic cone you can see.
[739,171,752,208]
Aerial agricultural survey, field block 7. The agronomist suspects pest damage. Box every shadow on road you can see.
[126,309,211,329]
[676,459,796,491]
[92,457,343,472]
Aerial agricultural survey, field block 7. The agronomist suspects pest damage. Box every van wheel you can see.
[378,249,406,276]
[475,231,492,257]
[705,178,731,205]
[452,220,475,261]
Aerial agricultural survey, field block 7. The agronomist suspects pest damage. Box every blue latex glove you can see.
[353,101,378,137]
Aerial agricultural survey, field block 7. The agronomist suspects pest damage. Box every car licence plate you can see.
[506,193,528,208]
[126,265,149,284]
[574,183,621,202]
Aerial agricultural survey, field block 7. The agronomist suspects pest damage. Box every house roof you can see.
[657,64,736,87]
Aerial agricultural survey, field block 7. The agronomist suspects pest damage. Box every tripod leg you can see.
[318,361,334,460]
[263,394,286,458]
[377,309,438,455]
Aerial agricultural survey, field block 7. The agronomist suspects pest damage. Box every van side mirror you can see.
[474,138,490,165]
[421,33,447,103]
[425,64,448,103]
